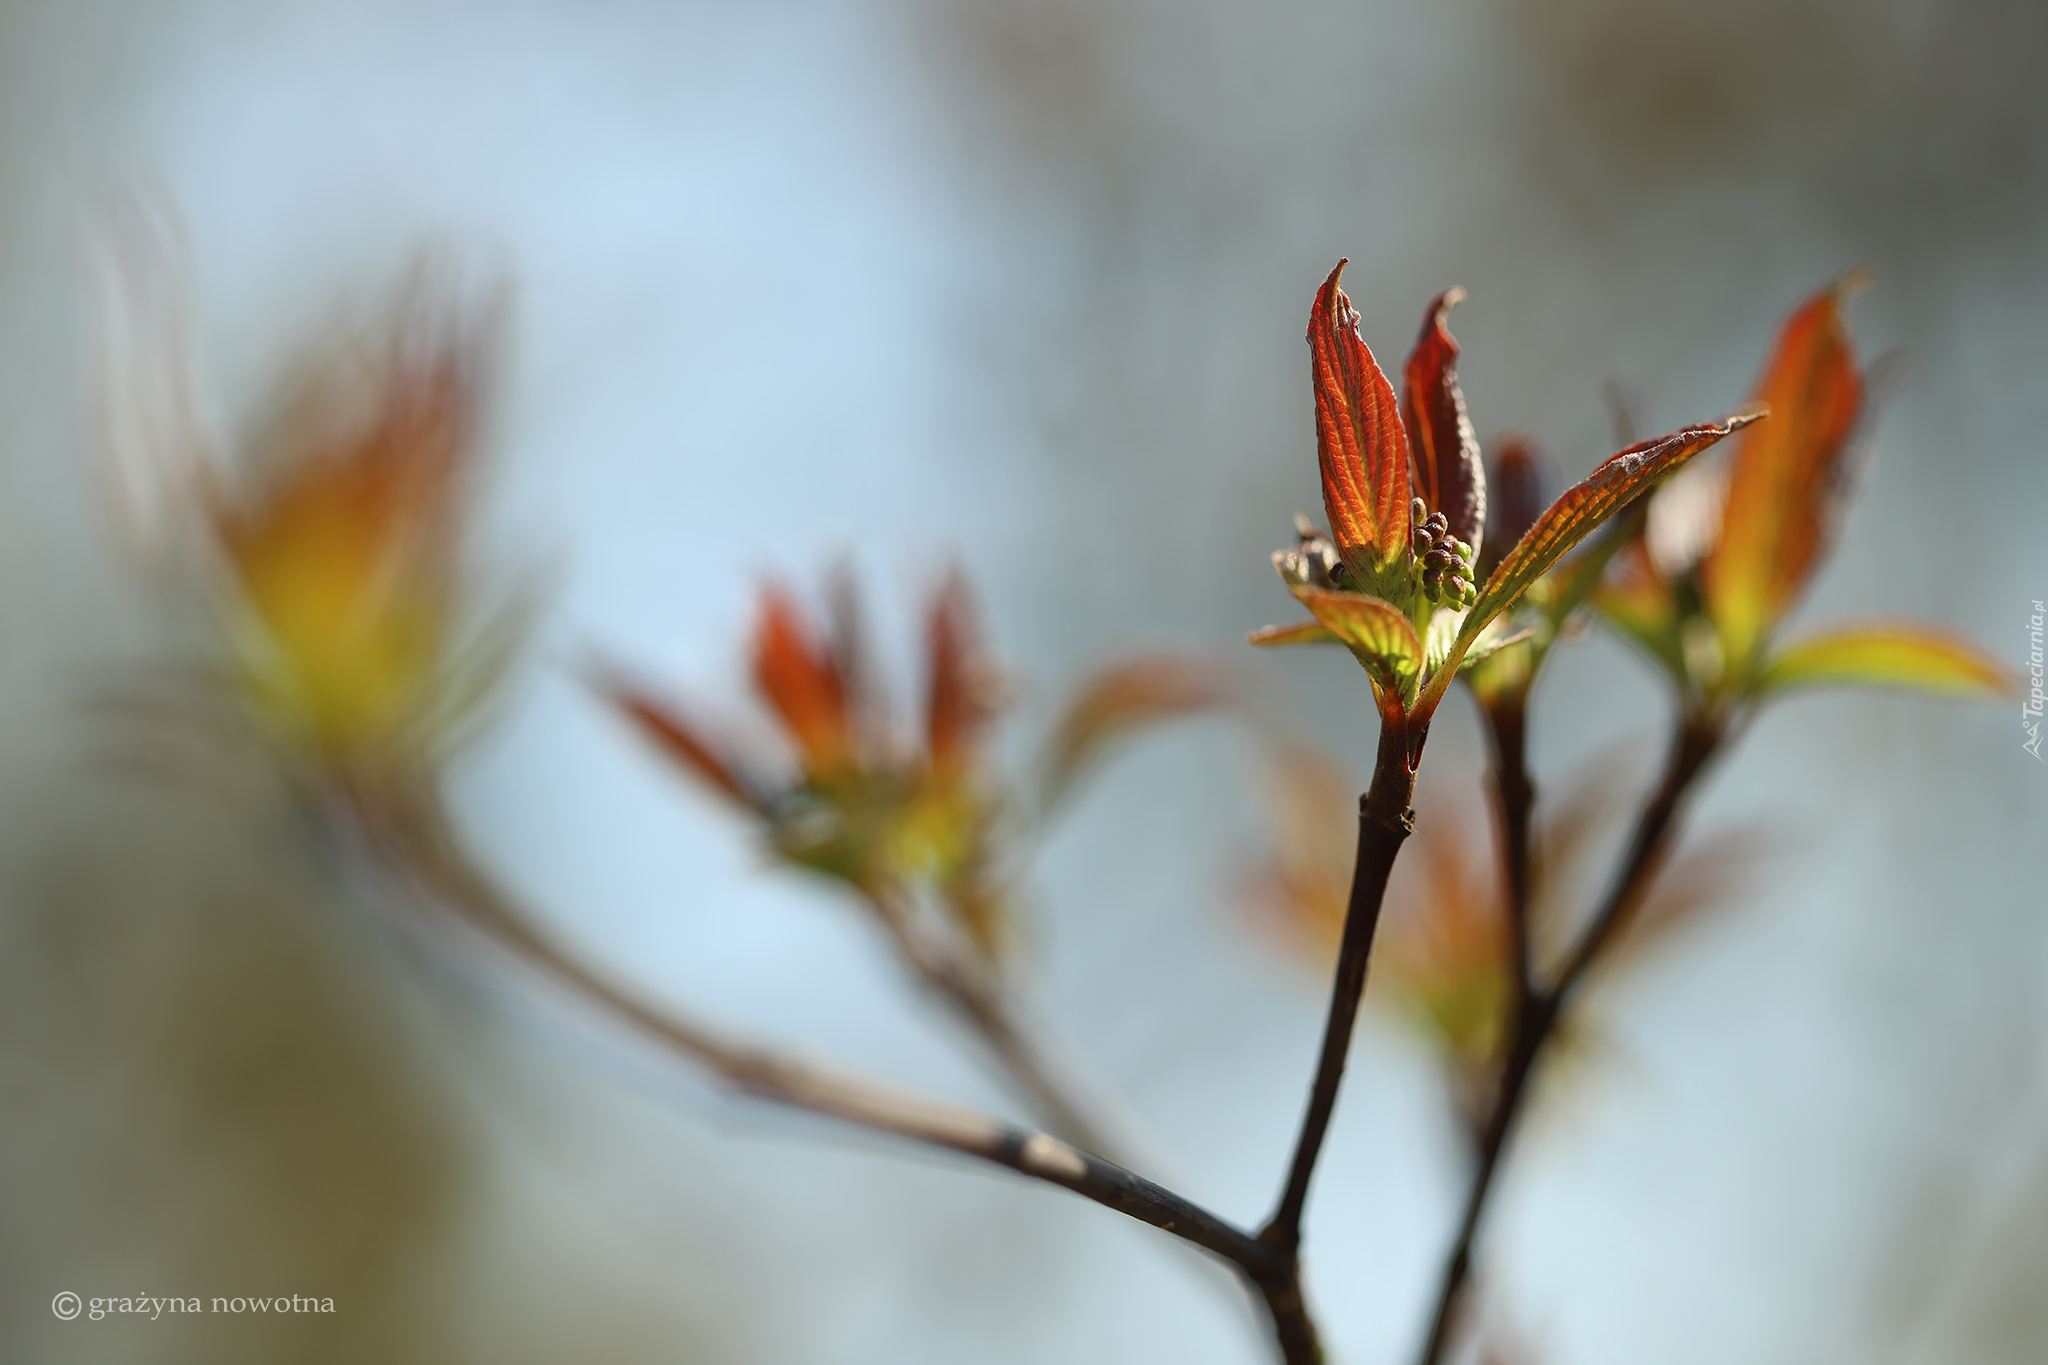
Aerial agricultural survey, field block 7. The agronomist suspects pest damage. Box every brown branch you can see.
[1414,714,1722,1365]
[1254,712,1421,1364]
[1482,697,1536,990]
[864,886,1127,1163]
[344,777,1289,1292]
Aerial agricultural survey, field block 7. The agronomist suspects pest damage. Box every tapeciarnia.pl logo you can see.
[2025,599,2044,761]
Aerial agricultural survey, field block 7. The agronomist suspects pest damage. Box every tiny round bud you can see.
[1410,498,1428,523]
[1424,512,1449,536]
[1413,527,1434,555]
[1425,548,1455,570]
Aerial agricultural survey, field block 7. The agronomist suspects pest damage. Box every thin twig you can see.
[1482,698,1536,993]
[864,885,1127,1162]
[1414,715,1721,1365]
[354,777,1284,1280]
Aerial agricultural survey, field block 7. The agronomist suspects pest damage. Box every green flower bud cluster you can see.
[1411,498,1478,607]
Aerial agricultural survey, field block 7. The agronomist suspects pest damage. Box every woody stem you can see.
[866,888,1125,1163]
[1255,707,1421,1364]
[1413,712,1721,1365]
[354,774,1288,1277]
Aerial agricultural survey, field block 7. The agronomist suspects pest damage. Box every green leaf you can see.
[1285,581,1424,708]
[1753,624,2013,701]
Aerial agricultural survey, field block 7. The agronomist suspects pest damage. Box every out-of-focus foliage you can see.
[604,574,1242,966]
[1244,741,1771,1135]
[1593,279,2014,713]
[99,232,519,788]
[603,572,1018,957]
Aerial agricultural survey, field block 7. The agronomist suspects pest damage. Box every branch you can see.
[1550,717,1721,998]
[1413,714,1722,1365]
[863,885,1129,1164]
[1254,711,1421,1363]
[352,777,1283,1280]
[1481,697,1536,990]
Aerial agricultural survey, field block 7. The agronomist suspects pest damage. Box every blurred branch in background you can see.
[598,578,1248,1163]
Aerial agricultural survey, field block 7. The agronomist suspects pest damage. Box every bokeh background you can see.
[1,0,2044,1361]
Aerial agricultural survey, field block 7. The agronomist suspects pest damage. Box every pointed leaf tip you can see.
[1403,287,1485,552]
[1755,625,2015,702]
[751,583,852,773]
[1309,261,1411,589]
[1704,283,1868,674]
[598,669,769,812]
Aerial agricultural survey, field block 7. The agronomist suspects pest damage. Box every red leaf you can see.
[1478,436,1549,583]
[601,677,768,812]
[1703,276,1868,671]
[1309,261,1411,584]
[1402,288,1485,549]
[750,584,851,775]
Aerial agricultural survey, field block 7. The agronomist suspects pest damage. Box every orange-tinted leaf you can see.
[1754,623,2015,701]
[750,584,851,775]
[1703,277,1868,672]
[1403,288,1485,549]
[1310,261,1411,588]
[925,572,999,771]
[1037,656,1239,811]
[1247,620,1341,648]
[1284,581,1424,706]
[1478,436,1549,583]
[1424,410,1763,715]
[209,271,498,761]
[600,675,769,812]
